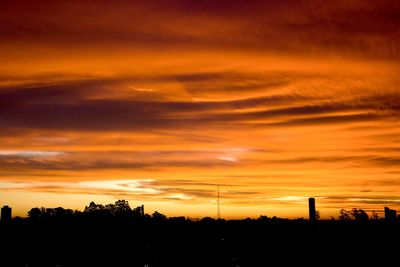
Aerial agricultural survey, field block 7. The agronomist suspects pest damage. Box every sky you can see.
[1,0,400,219]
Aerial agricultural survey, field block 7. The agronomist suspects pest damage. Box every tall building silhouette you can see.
[1,205,12,223]
[384,207,397,221]
[308,198,316,221]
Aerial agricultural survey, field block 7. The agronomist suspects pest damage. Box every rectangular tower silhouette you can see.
[384,207,397,221]
[308,198,316,221]
[1,205,12,224]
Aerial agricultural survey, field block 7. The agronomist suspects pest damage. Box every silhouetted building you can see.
[308,198,316,221]
[1,205,12,223]
[384,207,397,221]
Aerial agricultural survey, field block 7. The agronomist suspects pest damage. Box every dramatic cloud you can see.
[1,1,399,58]
[1,0,400,218]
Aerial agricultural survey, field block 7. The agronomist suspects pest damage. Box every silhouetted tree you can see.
[371,211,379,220]
[27,207,42,219]
[339,209,352,221]
[84,201,105,213]
[28,207,75,221]
[257,215,269,221]
[53,207,74,218]
[351,208,369,221]
[114,200,131,212]
[105,200,132,218]
[132,205,145,217]
[152,211,167,221]
[200,217,216,223]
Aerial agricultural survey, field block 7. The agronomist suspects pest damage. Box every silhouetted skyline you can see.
[1,199,399,266]
[2,199,398,223]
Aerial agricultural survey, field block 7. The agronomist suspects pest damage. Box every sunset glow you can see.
[1,0,400,218]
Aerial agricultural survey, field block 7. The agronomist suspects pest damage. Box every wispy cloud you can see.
[0,150,63,157]
[1,0,400,217]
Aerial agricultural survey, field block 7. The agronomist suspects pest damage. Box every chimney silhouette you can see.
[308,198,316,221]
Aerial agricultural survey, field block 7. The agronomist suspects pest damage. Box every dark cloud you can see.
[2,148,400,173]
[208,102,366,123]
[1,0,399,58]
[0,153,240,172]
[256,113,380,127]
[2,74,398,133]
[176,72,292,95]
[0,102,377,131]
[249,155,400,168]
[368,156,400,167]
[0,75,309,131]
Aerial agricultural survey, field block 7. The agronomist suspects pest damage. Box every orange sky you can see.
[1,0,400,219]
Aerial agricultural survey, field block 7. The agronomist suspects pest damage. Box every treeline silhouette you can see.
[1,200,399,267]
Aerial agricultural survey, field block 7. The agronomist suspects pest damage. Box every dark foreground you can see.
[2,217,400,267]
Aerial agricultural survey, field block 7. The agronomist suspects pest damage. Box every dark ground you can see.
[1,216,399,267]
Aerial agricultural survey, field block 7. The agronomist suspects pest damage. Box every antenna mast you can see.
[217,185,220,219]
